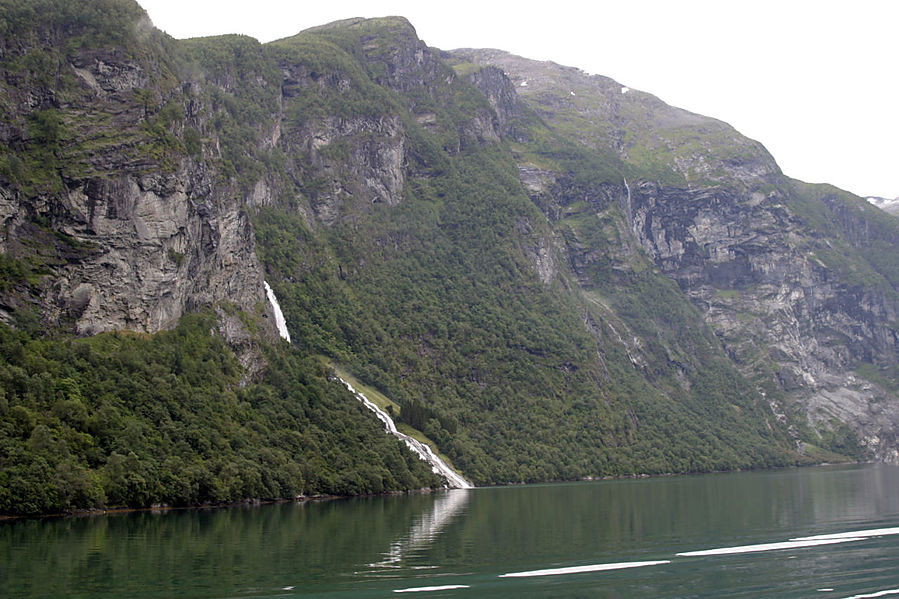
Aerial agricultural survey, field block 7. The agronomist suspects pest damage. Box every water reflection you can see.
[2,465,898,598]
[368,489,471,570]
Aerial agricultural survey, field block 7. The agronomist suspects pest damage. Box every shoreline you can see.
[2,461,874,521]
[0,487,439,522]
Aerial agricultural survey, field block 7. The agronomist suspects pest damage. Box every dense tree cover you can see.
[255,149,806,484]
[0,314,442,516]
[0,3,867,517]
[250,21,812,485]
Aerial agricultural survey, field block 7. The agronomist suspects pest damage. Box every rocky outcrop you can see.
[459,48,899,462]
[0,7,279,350]
[623,181,899,460]
[462,65,531,143]
[283,114,406,225]
[0,159,275,339]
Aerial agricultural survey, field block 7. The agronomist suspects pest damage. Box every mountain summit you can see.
[1,1,897,515]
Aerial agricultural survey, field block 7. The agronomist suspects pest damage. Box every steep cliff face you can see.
[0,1,278,352]
[1,164,267,337]
[5,1,899,513]
[624,181,899,461]
[453,49,899,462]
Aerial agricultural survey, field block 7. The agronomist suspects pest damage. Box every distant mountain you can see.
[867,196,899,216]
[1,0,897,515]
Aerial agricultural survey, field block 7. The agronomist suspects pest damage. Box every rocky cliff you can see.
[452,49,899,463]
[3,0,899,517]
[0,0,281,376]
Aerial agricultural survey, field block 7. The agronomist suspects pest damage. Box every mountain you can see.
[449,49,899,464]
[868,196,899,216]
[1,0,897,515]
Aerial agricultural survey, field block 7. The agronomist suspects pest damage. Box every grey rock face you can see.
[623,181,899,461]
[0,27,279,351]
[1,162,272,340]
[286,115,406,225]
[463,65,531,143]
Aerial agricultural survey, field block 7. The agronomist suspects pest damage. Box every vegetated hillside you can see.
[0,0,896,515]
[251,17,809,483]
[0,0,443,516]
[450,49,899,463]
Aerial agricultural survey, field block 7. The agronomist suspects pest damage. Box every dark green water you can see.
[2,464,898,598]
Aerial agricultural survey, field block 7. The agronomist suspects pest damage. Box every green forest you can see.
[0,0,888,517]
[0,314,441,516]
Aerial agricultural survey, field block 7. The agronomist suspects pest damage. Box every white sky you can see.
[138,0,898,199]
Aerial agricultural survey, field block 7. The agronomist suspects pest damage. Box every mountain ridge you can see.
[1,1,896,515]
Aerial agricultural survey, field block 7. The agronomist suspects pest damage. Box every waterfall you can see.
[337,378,474,489]
[261,280,470,489]
[263,281,291,342]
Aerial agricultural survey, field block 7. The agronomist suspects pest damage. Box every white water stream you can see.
[262,281,471,489]
[337,379,474,489]
[263,281,291,342]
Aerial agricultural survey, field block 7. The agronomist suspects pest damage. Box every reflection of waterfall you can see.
[263,281,291,342]
[372,489,472,569]
[337,378,473,489]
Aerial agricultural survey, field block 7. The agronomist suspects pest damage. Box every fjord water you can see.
[3,465,898,598]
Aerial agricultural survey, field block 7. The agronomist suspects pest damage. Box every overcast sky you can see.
[138,0,898,199]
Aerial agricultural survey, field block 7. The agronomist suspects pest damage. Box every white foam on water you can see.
[676,537,864,557]
[841,590,899,599]
[393,585,470,593]
[792,527,899,542]
[499,560,670,578]
[819,589,835,593]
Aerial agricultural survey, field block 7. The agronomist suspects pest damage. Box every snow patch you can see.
[520,80,528,87]
[621,86,630,94]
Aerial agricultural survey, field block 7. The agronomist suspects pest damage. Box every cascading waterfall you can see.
[263,281,291,342]
[338,378,474,489]
[262,281,471,489]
